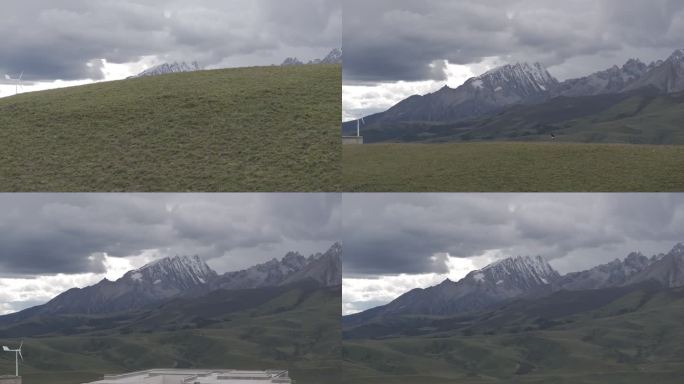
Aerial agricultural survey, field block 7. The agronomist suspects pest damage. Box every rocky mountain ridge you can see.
[130,61,202,78]
[345,243,684,325]
[0,244,341,323]
[281,48,342,66]
[345,49,684,132]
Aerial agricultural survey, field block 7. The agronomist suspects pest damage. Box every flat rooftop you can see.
[82,369,292,384]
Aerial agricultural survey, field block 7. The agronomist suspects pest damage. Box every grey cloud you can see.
[342,194,684,276]
[0,194,340,277]
[1,0,341,81]
[343,0,684,83]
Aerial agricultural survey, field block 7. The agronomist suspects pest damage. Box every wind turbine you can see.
[1,71,33,95]
[2,341,23,377]
[356,117,365,137]
[15,71,24,95]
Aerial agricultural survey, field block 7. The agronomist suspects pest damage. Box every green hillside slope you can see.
[467,90,684,144]
[342,284,684,384]
[0,64,341,192]
[354,89,684,144]
[0,283,342,384]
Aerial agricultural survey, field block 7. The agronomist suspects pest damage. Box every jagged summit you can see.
[281,242,342,286]
[321,48,342,64]
[346,243,684,327]
[345,254,560,321]
[217,243,342,290]
[131,61,201,78]
[670,242,684,253]
[558,251,652,291]
[626,242,684,287]
[668,49,684,60]
[358,61,558,126]
[345,48,684,138]
[462,62,558,97]
[0,244,340,320]
[281,57,305,66]
[131,254,217,287]
[281,48,342,66]
[476,62,557,92]
[478,255,560,286]
[557,57,652,97]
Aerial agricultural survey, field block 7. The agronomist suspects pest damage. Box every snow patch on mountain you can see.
[136,254,216,287]
[477,62,557,94]
[131,61,201,78]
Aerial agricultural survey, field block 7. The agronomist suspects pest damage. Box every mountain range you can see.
[344,49,684,144]
[129,61,202,78]
[128,48,343,78]
[0,244,342,384]
[343,244,684,383]
[282,48,342,66]
[0,243,341,326]
[344,243,684,327]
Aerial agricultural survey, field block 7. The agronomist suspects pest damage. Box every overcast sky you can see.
[342,0,684,121]
[342,194,684,315]
[0,0,341,97]
[0,194,340,315]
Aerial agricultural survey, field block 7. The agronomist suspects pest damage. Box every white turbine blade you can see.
[2,346,9,351]
[19,340,23,349]
[18,71,24,81]
[361,117,365,124]
[18,351,23,361]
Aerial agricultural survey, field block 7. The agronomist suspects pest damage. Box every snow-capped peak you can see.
[132,61,201,78]
[477,255,559,286]
[133,255,217,286]
[480,62,556,87]
[464,62,558,97]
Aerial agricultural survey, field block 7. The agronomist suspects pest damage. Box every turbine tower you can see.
[357,117,365,137]
[1,71,33,95]
[15,71,24,95]
[2,341,23,377]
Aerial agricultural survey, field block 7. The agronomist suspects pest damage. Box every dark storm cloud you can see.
[0,0,341,81]
[342,194,684,276]
[0,194,340,277]
[343,0,684,83]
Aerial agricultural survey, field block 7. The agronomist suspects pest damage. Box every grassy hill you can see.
[460,89,684,144]
[0,283,342,384]
[343,142,684,192]
[342,283,684,383]
[0,64,341,192]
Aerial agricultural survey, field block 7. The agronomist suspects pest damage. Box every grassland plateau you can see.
[0,283,342,384]
[0,64,341,192]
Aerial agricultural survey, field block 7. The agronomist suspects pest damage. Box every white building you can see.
[82,369,292,384]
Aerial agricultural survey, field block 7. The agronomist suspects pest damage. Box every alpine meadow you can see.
[0,194,343,384]
[342,0,684,192]
[341,194,684,384]
[0,64,341,192]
